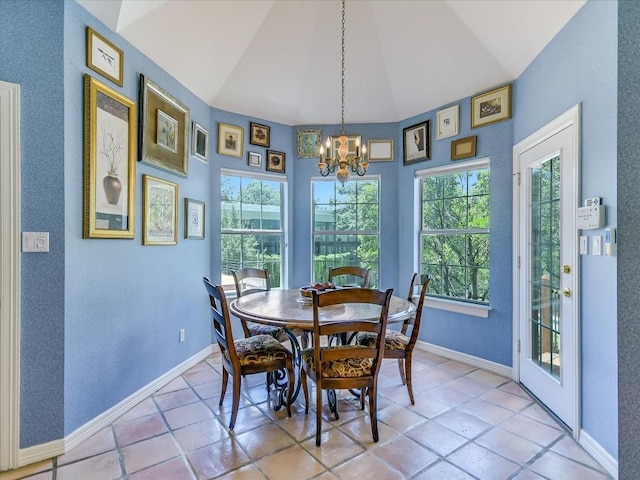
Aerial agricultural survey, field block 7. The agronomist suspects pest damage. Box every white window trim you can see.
[414,156,491,314]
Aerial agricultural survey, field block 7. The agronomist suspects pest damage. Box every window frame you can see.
[311,175,381,287]
[220,168,288,293]
[415,157,491,318]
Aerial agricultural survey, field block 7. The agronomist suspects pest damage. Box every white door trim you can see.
[512,104,581,437]
[0,80,21,470]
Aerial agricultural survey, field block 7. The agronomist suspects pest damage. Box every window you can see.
[221,171,286,292]
[312,178,380,286]
[418,158,490,304]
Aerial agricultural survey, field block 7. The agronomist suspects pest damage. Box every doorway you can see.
[513,105,580,433]
[0,80,21,470]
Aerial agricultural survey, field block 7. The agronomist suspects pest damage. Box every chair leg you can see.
[315,385,322,446]
[229,374,241,430]
[219,368,229,406]
[397,358,407,385]
[405,354,415,405]
[368,385,379,442]
[285,360,294,418]
[360,387,365,410]
[301,332,309,349]
[301,368,309,414]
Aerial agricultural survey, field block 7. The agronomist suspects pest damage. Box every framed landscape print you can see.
[403,121,430,165]
[86,27,123,87]
[249,122,270,147]
[436,105,459,140]
[139,74,190,177]
[471,84,512,128]
[191,122,209,163]
[184,198,205,239]
[83,74,136,239]
[218,122,244,158]
[142,174,178,245]
[297,129,321,158]
[266,150,286,173]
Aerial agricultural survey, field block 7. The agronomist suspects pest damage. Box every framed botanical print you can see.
[86,27,123,87]
[266,150,285,173]
[139,74,190,177]
[184,198,205,239]
[403,121,430,165]
[297,129,321,158]
[218,122,244,158]
[436,105,459,140]
[249,122,270,147]
[142,174,178,245]
[83,74,136,239]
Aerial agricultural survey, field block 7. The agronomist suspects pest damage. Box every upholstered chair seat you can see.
[301,345,372,378]
[225,334,292,366]
[356,330,408,351]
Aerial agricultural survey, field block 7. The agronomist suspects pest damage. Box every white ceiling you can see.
[77,0,586,126]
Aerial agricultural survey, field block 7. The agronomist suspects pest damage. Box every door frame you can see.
[0,80,21,470]
[512,104,581,437]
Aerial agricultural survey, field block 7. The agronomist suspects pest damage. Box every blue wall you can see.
[0,0,618,467]
[515,0,618,458]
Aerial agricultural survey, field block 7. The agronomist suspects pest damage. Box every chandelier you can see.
[317,0,368,184]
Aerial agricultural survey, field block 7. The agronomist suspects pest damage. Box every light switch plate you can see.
[580,236,588,255]
[22,232,49,252]
[592,235,602,256]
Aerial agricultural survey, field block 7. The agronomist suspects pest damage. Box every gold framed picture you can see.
[367,139,394,162]
[326,134,362,159]
[139,74,190,177]
[249,122,270,147]
[218,122,244,158]
[142,174,178,245]
[86,27,123,87]
[297,129,321,158]
[451,136,477,161]
[471,84,512,128]
[83,74,136,239]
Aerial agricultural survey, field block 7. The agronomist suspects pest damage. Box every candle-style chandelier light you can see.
[317,0,368,184]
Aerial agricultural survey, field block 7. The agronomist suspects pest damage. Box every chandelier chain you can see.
[340,0,346,134]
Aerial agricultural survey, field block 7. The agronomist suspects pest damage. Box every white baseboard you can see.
[63,345,215,454]
[579,429,618,479]
[17,438,64,468]
[415,340,513,378]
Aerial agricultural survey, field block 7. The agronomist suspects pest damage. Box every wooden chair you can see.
[203,277,293,429]
[356,273,429,405]
[300,287,393,445]
[232,267,308,347]
[328,265,371,288]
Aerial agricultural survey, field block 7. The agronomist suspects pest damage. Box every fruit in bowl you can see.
[299,281,336,298]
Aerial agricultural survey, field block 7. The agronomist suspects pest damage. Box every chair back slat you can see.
[406,275,430,346]
[203,277,236,359]
[328,266,370,288]
[232,268,270,297]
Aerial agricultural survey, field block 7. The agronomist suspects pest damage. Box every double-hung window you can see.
[418,158,490,306]
[221,170,286,292]
[312,178,380,286]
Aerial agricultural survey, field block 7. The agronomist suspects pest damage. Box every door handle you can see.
[562,287,571,298]
[563,265,571,274]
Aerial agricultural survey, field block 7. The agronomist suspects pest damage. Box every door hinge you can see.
[517,340,521,353]
[516,172,521,186]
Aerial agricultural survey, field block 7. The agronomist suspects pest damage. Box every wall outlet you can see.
[179,329,185,343]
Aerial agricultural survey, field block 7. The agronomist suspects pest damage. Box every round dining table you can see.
[229,288,416,412]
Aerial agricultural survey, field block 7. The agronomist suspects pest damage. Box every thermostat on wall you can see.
[577,205,605,230]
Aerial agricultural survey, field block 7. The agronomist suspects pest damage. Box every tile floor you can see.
[1,348,613,480]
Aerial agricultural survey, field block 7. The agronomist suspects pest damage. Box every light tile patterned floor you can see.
[1,349,613,480]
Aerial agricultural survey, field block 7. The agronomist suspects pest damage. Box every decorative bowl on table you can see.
[299,282,336,298]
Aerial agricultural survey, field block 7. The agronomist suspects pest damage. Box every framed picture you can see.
[250,122,270,147]
[184,198,205,239]
[83,74,136,239]
[139,74,190,177]
[327,134,362,159]
[191,122,209,163]
[266,150,286,173]
[436,105,459,140]
[471,84,512,128]
[451,136,477,161]
[297,129,321,158]
[367,139,394,162]
[403,121,430,165]
[218,122,244,158]
[248,151,262,168]
[86,27,123,87]
[142,174,178,245]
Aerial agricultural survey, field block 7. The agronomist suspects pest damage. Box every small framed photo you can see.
[471,84,512,128]
[436,105,459,140]
[403,121,430,165]
[451,136,477,161]
[297,129,321,158]
[143,174,178,245]
[367,139,394,162]
[156,110,178,153]
[191,122,209,163]
[218,122,244,158]
[86,27,123,87]
[266,150,286,173]
[248,151,262,168]
[250,122,270,147]
[184,198,205,240]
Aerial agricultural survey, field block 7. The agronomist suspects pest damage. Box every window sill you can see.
[422,297,491,318]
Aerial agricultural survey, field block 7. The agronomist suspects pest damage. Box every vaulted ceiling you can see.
[78,0,586,126]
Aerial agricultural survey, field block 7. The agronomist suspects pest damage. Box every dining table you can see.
[229,288,417,414]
